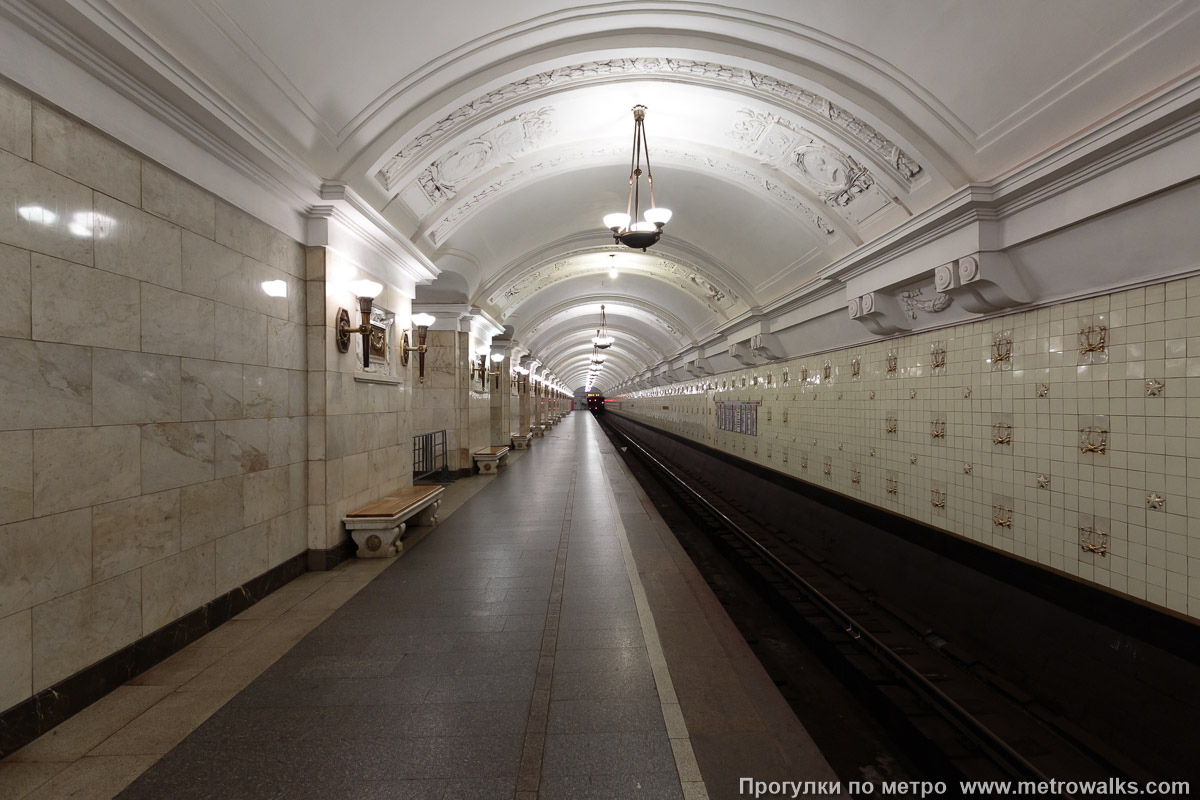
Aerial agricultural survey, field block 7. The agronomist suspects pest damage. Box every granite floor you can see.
[3,413,839,799]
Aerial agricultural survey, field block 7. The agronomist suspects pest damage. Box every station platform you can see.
[3,414,838,800]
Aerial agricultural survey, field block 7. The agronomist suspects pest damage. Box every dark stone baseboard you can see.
[0,552,307,759]
[307,538,356,571]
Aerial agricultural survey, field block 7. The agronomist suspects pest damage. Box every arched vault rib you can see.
[535,337,658,379]
[516,296,697,350]
[525,321,672,369]
[475,232,757,311]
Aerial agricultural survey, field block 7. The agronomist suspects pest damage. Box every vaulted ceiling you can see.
[27,0,1200,391]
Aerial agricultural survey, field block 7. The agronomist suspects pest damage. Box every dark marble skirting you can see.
[0,552,308,758]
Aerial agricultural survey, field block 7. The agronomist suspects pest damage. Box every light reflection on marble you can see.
[0,149,94,265]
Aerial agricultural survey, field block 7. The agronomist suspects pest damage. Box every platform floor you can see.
[3,413,837,799]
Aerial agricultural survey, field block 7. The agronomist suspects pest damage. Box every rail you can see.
[413,430,451,482]
[605,419,1067,795]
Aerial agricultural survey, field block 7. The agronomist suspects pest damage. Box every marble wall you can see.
[306,248,412,553]
[0,80,309,712]
[611,277,1200,621]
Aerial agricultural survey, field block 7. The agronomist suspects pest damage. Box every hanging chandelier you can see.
[603,105,672,251]
[592,304,614,349]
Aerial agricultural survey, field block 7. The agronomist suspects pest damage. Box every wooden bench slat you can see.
[475,446,509,455]
[346,486,442,518]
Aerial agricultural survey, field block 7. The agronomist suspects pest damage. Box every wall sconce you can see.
[336,280,383,369]
[401,312,437,382]
[489,352,504,389]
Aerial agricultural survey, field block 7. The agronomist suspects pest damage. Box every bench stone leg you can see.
[512,438,528,450]
[350,522,404,558]
[478,458,496,474]
[499,453,509,468]
[413,500,440,527]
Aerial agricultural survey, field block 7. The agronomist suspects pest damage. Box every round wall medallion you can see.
[366,534,382,552]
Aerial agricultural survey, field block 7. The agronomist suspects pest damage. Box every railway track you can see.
[601,415,1134,796]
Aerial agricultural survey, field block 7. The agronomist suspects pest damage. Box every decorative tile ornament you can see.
[782,410,788,423]
[1078,316,1109,365]
[910,455,918,465]
[800,365,808,383]
[931,417,946,440]
[801,454,808,471]
[886,473,898,495]
[837,392,843,400]
[823,456,832,476]
[1036,383,1049,398]
[930,342,947,375]
[991,496,1013,529]
[851,464,861,484]
[963,463,973,474]
[910,389,918,399]
[1037,474,1050,489]
[1146,379,1165,397]
[930,486,947,510]
[991,330,1013,371]
[886,350,898,377]
[869,390,875,400]
[850,356,861,381]
[992,415,1013,446]
[886,413,898,435]
[782,368,790,385]
[1079,416,1108,455]
[869,448,876,457]
[1079,515,1109,557]
[1147,492,1165,510]
[963,386,972,399]
[822,360,832,382]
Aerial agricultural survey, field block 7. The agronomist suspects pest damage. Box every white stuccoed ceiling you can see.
[21,0,1200,391]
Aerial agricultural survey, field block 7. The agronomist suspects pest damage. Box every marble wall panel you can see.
[0,149,94,266]
[287,462,306,513]
[241,259,290,320]
[0,243,31,339]
[307,460,325,505]
[342,451,368,494]
[268,416,306,468]
[141,422,216,493]
[0,509,91,618]
[215,419,269,477]
[181,231,248,308]
[0,339,92,431]
[31,254,140,350]
[32,571,142,691]
[181,358,243,421]
[141,283,215,360]
[32,104,140,206]
[0,610,32,712]
[91,489,181,582]
[267,318,305,370]
[0,79,32,160]
[214,525,268,596]
[140,160,215,238]
[141,542,215,633]
[267,508,306,569]
[93,349,181,426]
[34,426,140,515]
[179,474,245,551]
[244,366,289,418]
[215,303,268,366]
[0,431,33,524]
[214,202,302,277]
[93,194,182,290]
[288,369,306,417]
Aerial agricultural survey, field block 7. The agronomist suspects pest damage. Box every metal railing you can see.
[413,430,451,482]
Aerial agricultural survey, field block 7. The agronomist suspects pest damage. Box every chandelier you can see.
[603,105,672,251]
[592,304,614,349]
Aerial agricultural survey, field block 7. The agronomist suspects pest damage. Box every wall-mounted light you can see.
[335,279,384,369]
[489,352,505,389]
[401,312,437,382]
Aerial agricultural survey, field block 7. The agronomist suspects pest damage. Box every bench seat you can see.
[343,485,444,558]
[473,445,510,474]
[511,433,530,450]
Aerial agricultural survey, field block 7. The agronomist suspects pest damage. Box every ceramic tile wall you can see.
[612,282,1200,621]
[0,81,309,712]
[307,248,412,551]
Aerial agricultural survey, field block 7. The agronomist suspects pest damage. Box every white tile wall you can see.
[613,283,1200,621]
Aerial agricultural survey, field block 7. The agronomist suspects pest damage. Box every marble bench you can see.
[343,485,444,558]
[473,445,510,474]
[511,433,531,450]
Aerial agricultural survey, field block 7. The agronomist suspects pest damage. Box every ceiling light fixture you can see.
[592,304,614,349]
[603,105,671,251]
